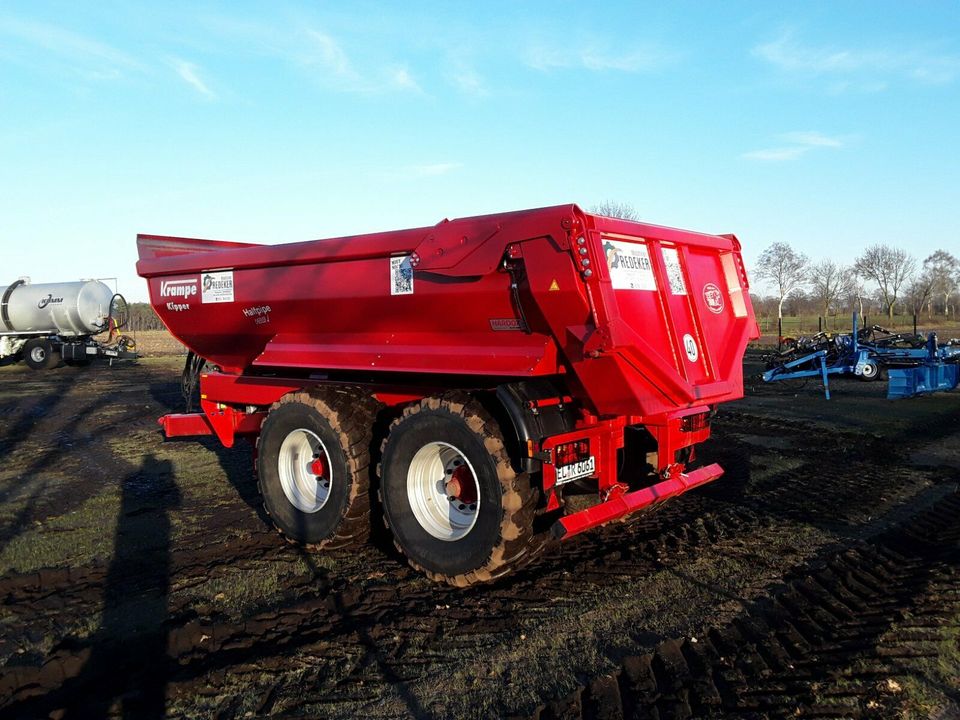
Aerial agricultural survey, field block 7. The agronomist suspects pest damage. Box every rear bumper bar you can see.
[159,410,265,446]
[551,463,724,540]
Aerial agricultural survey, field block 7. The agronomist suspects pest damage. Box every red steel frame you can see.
[162,371,722,540]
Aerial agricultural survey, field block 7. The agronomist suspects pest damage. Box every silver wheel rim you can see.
[278,428,332,513]
[30,346,46,363]
[863,362,877,378]
[407,442,479,541]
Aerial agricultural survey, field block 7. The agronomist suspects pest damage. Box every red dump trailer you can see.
[137,204,758,585]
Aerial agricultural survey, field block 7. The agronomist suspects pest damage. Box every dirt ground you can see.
[0,355,957,719]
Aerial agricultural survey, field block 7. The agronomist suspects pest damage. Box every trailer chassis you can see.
[161,371,722,541]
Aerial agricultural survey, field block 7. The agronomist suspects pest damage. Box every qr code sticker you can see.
[390,255,414,295]
[661,247,687,295]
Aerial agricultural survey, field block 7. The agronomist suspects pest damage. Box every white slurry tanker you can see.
[0,278,136,370]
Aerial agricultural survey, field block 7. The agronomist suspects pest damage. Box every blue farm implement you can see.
[762,314,959,400]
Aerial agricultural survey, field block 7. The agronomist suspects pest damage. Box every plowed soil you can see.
[0,355,957,719]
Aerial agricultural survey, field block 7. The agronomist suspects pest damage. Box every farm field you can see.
[0,356,957,719]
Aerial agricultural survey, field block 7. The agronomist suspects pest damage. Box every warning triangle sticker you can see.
[549,279,560,291]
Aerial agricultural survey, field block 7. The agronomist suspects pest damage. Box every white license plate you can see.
[555,456,596,485]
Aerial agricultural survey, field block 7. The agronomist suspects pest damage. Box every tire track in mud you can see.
[520,490,960,720]
[1,368,957,718]
[2,432,950,717]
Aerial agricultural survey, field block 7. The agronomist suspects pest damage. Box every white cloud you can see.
[300,27,420,94]
[744,130,846,162]
[781,131,844,148]
[305,28,358,82]
[449,65,488,97]
[0,16,141,78]
[388,65,421,92]
[742,147,810,162]
[526,43,674,73]
[171,59,215,98]
[753,30,960,87]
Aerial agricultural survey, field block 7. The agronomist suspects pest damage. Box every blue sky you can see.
[1,1,958,302]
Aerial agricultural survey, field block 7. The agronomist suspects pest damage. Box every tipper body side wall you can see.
[138,205,756,418]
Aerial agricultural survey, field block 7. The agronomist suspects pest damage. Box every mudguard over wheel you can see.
[379,394,538,587]
[257,388,377,549]
[23,339,60,371]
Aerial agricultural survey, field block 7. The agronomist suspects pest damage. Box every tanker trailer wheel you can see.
[257,390,376,549]
[23,339,61,371]
[379,395,537,587]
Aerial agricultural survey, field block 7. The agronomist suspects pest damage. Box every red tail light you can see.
[555,439,590,466]
[680,412,710,432]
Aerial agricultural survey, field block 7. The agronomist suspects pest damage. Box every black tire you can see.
[257,388,377,549]
[23,339,60,371]
[379,394,538,587]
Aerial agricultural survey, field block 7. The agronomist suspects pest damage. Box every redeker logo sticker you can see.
[702,283,724,314]
[201,271,234,303]
[602,239,657,291]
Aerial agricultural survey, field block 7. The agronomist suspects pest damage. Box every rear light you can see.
[555,439,590,466]
[680,412,710,432]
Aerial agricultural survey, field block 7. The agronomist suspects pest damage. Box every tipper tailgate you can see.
[576,215,757,416]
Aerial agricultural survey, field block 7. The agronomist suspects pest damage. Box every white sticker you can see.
[201,271,234,303]
[390,256,414,295]
[556,456,597,485]
[602,239,657,291]
[662,247,687,295]
[683,333,699,362]
[703,283,725,314]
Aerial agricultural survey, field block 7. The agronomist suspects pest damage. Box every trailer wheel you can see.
[379,395,537,587]
[859,360,881,381]
[257,389,376,549]
[23,339,61,371]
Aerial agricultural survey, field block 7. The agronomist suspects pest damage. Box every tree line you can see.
[754,244,959,322]
[125,302,168,331]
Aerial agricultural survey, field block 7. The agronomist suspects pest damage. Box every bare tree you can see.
[855,244,916,320]
[809,259,852,320]
[903,269,936,318]
[591,201,639,221]
[923,250,959,316]
[848,270,867,318]
[755,242,808,319]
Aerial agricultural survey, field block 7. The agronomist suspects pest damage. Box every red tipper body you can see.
[137,204,758,540]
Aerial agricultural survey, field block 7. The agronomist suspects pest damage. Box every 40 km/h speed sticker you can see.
[683,333,699,362]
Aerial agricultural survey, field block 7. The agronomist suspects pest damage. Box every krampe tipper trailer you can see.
[137,205,758,585]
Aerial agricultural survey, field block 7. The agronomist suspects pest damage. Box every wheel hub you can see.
[444,463,478,508]
[278,428,332,514]
[407,442,480,541]
[310,456,328,478]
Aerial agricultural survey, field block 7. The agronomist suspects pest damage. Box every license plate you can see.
[555,456,596,485]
